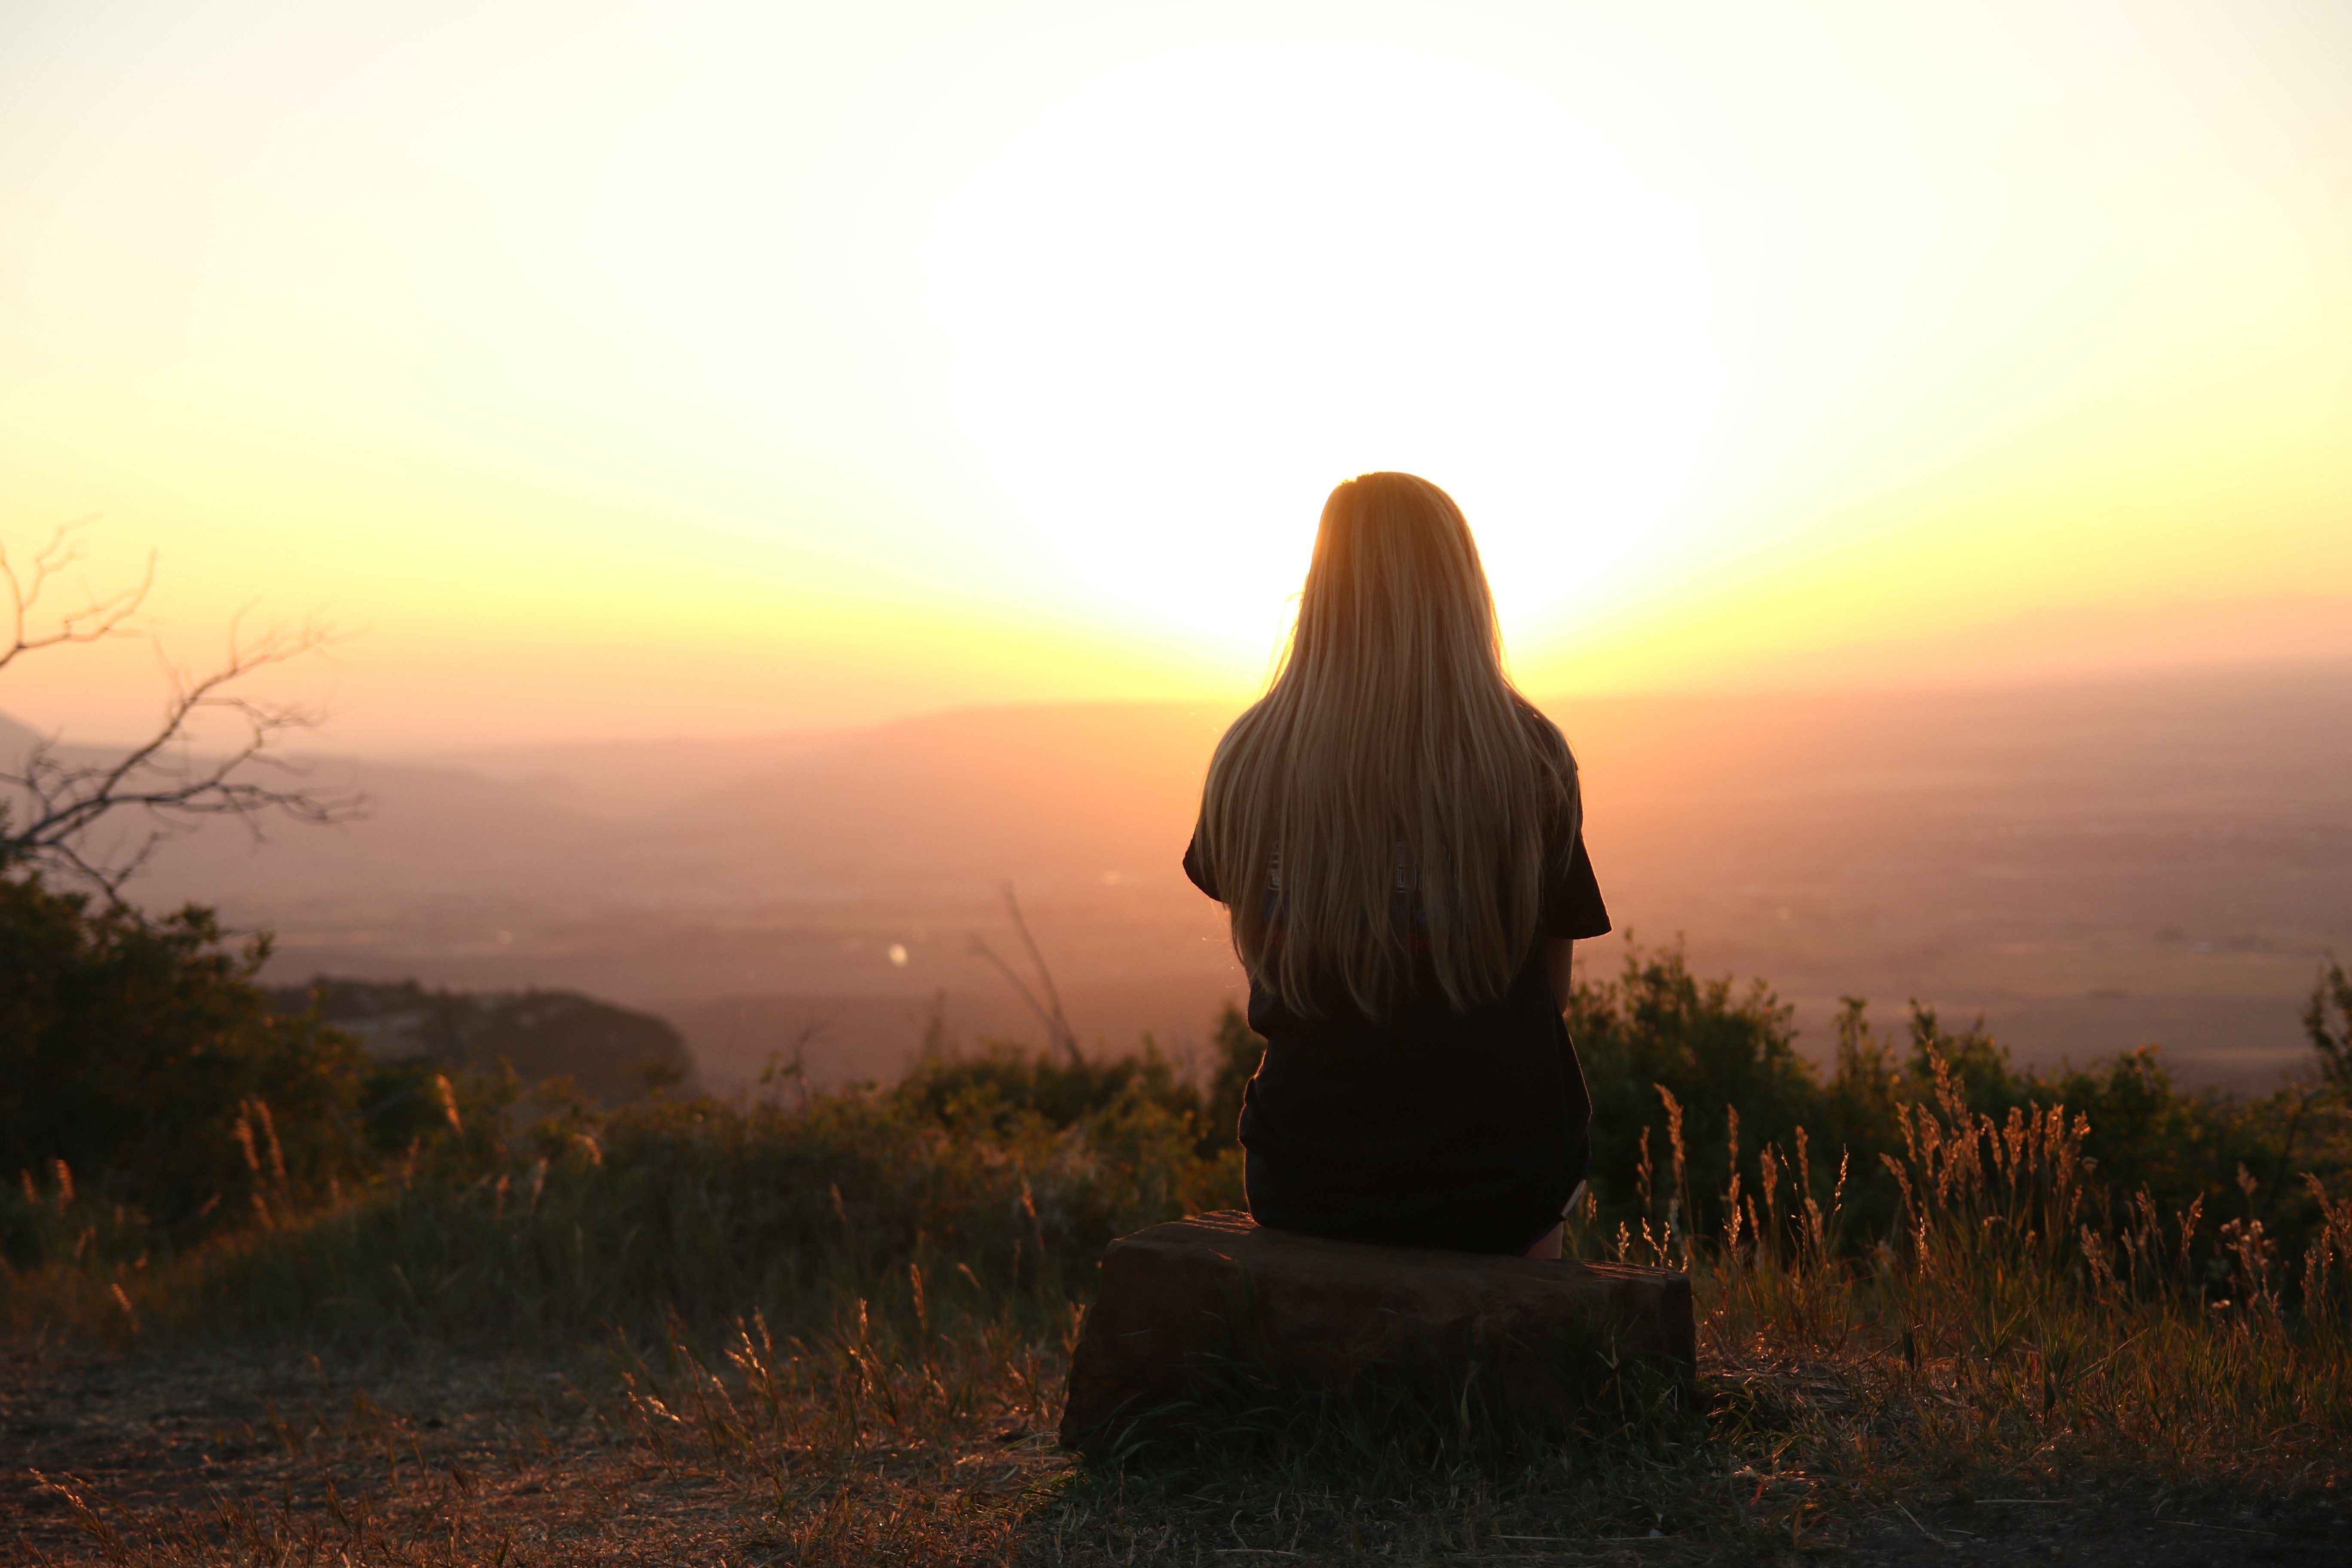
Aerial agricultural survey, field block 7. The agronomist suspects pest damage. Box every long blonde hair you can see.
[1197,472,1577,1020]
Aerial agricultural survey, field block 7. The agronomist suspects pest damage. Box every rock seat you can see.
[1059,1210,1694,1445]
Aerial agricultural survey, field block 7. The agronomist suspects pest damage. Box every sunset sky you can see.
[3,0,2349,748]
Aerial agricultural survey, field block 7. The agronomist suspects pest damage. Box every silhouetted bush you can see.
[1573,941,2352,1272]
[270,975,697,1106]
[892,1037,1202,1136]
[0,874,367,1251]
[885,1002,1265,1165]
[9,898,2351,1344]
[1569,944,1816,1241]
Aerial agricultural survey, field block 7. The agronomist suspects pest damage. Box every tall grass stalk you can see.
[1693,1054,2352,1501]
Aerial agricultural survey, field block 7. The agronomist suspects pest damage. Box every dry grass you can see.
[11,1053,2352,1563]
[10,1286,2352,1564]
[12,1290,2352,1565]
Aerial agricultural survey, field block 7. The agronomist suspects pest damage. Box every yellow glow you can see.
[2,1,2347,745]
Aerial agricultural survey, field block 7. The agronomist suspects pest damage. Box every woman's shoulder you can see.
[1509,699,1578,783]
[1208,696,1278,764]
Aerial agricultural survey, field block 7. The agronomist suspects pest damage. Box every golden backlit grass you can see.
[10,1048,2352,1563]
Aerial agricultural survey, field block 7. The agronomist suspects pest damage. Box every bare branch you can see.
[0,519,153,677]
[760,1015,831,1113]
[969,884,1081,1063]
[0,530,366,901]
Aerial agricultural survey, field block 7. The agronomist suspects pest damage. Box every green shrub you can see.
[106,1069,1243,1346]
[1569,943,1817,1239]
[9,912,2350,1353]
[886,1003,1265,1164]
[272,976,697,1105]
[1573,941,2352,1275]
[0,874,368,1251]
[891,1035,1202,1136]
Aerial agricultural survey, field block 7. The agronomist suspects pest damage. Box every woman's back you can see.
[1186,473,1610,1256]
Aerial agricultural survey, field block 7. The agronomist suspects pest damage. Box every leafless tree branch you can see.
[0,528,367,902]
[969,883,1081,1063]
[0,519,153,678]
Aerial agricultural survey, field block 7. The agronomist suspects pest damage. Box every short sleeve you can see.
[1182,819,1219,901]
[1540,833,1611,940]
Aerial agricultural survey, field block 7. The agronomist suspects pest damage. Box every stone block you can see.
[1059,1210,1694,1445]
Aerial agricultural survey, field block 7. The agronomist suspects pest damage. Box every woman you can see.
[1183,472,1609,1260]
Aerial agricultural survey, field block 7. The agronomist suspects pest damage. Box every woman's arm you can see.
[1544,937,1574,1016]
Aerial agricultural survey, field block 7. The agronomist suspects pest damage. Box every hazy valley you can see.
[74,658,2352,1097]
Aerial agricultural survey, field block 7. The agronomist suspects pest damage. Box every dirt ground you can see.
[6,1341,773,1563]
[1,1341,1064,1565]
[6,1343,2350,1565]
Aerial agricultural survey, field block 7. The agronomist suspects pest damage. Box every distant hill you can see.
[267,977,697,1106]
[31,659,2352,1096]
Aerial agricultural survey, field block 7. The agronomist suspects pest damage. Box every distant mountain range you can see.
[12,659,2350,1096]
[91,700,1233,907]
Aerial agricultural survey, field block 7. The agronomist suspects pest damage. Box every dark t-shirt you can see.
[1182,814,1611,1255]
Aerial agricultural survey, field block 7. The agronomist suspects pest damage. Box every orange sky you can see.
[3,0,2349,749]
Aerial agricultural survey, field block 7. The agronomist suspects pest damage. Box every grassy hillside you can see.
[8,878,2352,1563]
